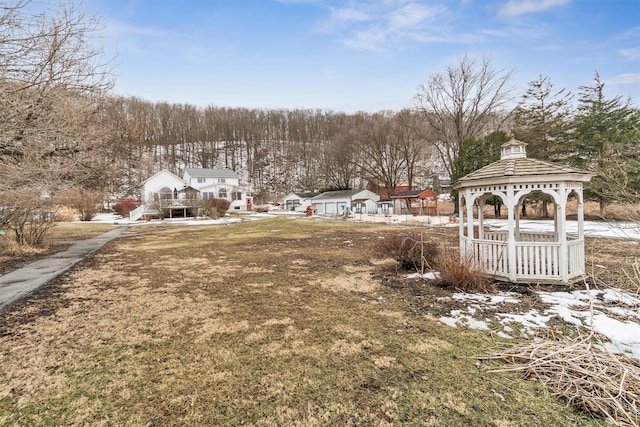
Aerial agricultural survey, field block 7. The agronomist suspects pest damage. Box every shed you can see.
[453,139,593,284]
[391,189,439,215]
[283,192,315,212]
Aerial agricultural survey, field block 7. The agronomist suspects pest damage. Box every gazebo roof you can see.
[453,139,593,189]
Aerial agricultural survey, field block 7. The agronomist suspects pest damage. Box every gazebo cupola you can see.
[453,139,594,284]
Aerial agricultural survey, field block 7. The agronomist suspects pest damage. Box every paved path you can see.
[0,226,128,311]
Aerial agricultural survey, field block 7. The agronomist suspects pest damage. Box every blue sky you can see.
[84,0,639,112]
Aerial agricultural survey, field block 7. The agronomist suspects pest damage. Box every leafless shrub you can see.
[483,337,640,426]
[205,198,230,219]
[253,205,270,213]
[436,247,495,292]
[0,192,58,246]
[374,231,438,273]
[61,188,104,221]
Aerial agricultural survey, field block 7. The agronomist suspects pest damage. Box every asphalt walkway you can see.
[0,226,128,311]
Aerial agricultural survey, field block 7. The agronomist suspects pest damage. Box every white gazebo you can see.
[453,139,594,284]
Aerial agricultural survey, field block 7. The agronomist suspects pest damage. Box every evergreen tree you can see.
[565,72,640,217]
[513,75,573,160]
[513,76,574,217]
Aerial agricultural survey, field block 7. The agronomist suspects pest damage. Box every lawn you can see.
[0,218,604,426]
[0,222,119,276]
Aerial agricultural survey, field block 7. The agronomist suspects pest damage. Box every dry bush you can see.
[253,205,270,213]
[61,189,104,221]
[374,231,438,272]
[205,198,231,219]
[484,337,640,426]
[436,247,495,293]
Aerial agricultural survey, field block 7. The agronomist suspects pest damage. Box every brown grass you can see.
[436,247,496,293]
[0,218,610,426]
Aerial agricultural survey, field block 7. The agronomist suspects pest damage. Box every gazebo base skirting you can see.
[461,231,586,284]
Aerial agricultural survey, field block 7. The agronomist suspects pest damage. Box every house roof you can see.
[142,169,185,186]
[290,192,316,199]
[312,189,362,201]
[183,168,238,178]
[391,189,423,198]
[391,189,439,199]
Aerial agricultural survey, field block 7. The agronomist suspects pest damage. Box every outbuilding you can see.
[311,189,380,215]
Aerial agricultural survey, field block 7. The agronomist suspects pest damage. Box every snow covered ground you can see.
[435,287,640,360]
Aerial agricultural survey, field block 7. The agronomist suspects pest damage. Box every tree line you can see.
[1,0,638,245]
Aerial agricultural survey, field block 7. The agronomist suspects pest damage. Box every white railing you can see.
[471,238,508,278]
[129,205,144,221]
[515,241,560,278]
[568,239,584,276]
[463,234,585,283]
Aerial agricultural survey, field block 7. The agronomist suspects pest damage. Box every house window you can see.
[218,178,226,183]
[197,177,206,183]
[218,188,227,199]
[232,191,242,201]
[202,192,214,200]
[159,187,173,200]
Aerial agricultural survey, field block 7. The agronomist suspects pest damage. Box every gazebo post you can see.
[507,186,517,282]
[458,192,465,246]
[577,189,585,241]
[478,195,486,240]
[577,189,586,273]
[557,183,568,282]
[466,193,475,242]
[515,198,521,241]
[554,202,559,240]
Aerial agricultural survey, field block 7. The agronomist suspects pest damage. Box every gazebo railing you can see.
[468,237,508,277]
[484,230,579,242]
[462,235,586,282]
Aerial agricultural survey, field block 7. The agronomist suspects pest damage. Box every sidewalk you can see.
[0,226,128,311]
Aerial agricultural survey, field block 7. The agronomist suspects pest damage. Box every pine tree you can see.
[513,75,573,161]
[566,72,640,217]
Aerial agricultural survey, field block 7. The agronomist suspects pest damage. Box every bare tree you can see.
[414,54,514,182]
[0,0,113,244]
[354,112,408,197]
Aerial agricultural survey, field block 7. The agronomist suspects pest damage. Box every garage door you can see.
[325,202,337,214]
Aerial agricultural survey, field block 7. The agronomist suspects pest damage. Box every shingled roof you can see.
[453,139,592,188]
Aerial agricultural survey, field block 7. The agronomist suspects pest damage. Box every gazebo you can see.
[453,139,594,284]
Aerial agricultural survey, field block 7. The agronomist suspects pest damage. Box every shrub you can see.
[436,247,495,293]
[374,231,439,272]
[205,198,231,219]
[112,199,140,217]
[62,189,104,221]
[0,192,57,246]
[253,205,270,213]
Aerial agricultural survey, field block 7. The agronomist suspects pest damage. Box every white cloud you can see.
[618,46,640,61]
[500,0,570,17]
[328,1,446,51]
[603,73,640,86]
[388,3,437,30]
[331,7,371,23]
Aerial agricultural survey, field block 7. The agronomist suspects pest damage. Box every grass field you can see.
[0,218,606,426]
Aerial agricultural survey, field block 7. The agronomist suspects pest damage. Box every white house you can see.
[130,168,251,220]
[183,168,249,210]
[283,192,315,212]
[311,189,380,215]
